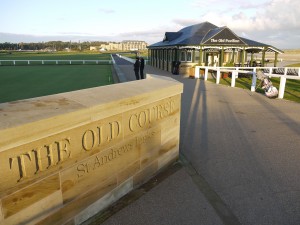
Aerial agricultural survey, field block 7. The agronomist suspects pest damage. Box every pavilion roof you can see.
[148,21,283,53]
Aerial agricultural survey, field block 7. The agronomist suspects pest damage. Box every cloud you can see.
[201,0,300,31]
[98,8,115,14]
[187,0,300,48]
[133,0,300,48]
[56,31,96,36]
[171,19,199,27]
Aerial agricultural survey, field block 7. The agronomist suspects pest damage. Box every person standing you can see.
[134,57,140,80]
[140,57,145,79]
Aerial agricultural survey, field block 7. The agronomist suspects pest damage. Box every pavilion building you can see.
[147,21,283,75]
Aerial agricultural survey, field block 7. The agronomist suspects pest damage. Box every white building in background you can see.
[121,40,147,51]
[90,40,147,51]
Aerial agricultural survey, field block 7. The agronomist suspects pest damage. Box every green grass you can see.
[122,50,148,59]
[0,52,114,103]
[0,65,113,103]
[0,52,112,66]
[209,75,300,103]
[286,63,300,67]
[269,77,300,102]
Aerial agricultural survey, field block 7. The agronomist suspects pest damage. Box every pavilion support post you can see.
[157,49,160,68]
[274,52,278,67]
[220,47,224,67]
[238,50,241,65]
[155,50,157,68]
[165,49,168,71]
[153,50,156,67]
[154,50,156,67]
[192,49,196,63]
[155,50,158,67]
[242,48,245,67]
[262,48,266,67]
[169,49,171,71]
[161,49,163,69]
[165,49,168,70]
[250,52,254,67]
[162,49,165,70]
[164,49,169,70]
[152,50,154,67]
[169,49,172,71]
[175,48,178,61]
[160,49,162,69]
[199,48,203,65]
[172,49,174,63]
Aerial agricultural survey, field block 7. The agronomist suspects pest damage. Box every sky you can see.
[1,0,299,49]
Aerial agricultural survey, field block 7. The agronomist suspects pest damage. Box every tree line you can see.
[0,41,110,51]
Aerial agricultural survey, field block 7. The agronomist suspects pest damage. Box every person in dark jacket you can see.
[139,57,145,79]
[134,57,140,80]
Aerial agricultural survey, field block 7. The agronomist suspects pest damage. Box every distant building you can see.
[90,46,98,51]
[121,40,147,51]
[147,21,283,75]
[90,40,147,51]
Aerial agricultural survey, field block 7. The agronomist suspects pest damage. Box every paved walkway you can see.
[84,54,300,225]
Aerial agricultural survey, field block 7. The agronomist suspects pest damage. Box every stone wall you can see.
[0,75,183,225]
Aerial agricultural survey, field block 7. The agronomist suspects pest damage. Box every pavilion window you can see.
[180,51,186,61]
[180,50,193,62]
[194,51,199,62]
[169,50,173,61]
[186,51,192,62]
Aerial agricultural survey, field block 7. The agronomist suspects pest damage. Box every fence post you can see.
[195,66,200,79]
[28,60,30,65]
[231,71,236,87]
[204,68,208,80]
[278,76,286,99]
[251,72,257,92]
[14,61,16,66]
[216,68,220,84]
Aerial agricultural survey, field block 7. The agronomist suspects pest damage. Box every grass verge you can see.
[209,76,300,103]
[0,65,113,103]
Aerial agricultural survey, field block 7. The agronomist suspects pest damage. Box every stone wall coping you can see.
[0,74,183,152]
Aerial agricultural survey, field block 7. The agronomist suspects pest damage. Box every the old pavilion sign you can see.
[204,27,246,46]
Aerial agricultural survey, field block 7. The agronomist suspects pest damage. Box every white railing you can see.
[195,66,300,99]
[0,59,112,65]
[116,54,135,63]
[116,54,149,65]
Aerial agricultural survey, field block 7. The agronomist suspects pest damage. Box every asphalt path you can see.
[86,56,300,225]
[111,54,133,65]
